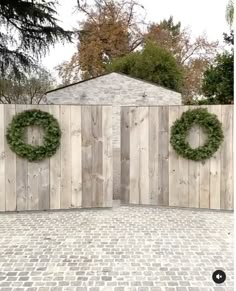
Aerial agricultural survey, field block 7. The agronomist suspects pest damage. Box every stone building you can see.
[44,72,182,199]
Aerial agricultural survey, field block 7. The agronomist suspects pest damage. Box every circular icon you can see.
[212,270,226,284]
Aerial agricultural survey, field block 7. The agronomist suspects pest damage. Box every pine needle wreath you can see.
[170,108,224,161]
[6,109,61,162]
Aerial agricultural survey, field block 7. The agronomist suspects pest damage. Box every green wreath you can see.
[170,108,224,161]
[6,109,61,162]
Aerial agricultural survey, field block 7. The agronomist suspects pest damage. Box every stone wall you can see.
[45,72,182,199]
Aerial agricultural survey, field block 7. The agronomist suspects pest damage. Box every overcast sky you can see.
[41,0,230,79]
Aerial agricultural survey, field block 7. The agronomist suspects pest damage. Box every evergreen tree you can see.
[200,32,234,104]
[0,0,72,79]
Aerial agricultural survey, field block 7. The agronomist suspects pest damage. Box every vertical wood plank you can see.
[112,106,121,201]
[37,105,50,210]
[169,106,180,207]
[149,107,159,205]
[177,106,189,207]
[138,107,149,204]
[209,105,221,209]
[16,105,28,211]
[27,105,39,210]
[188,105,200,208]
[81,106,92,207]
[232,106,234,210]
[27,104,43,210]
[71,106,82,208]
[0,104,5,211]
[102,106,113,207]
[121,107,130,203]
[91,106,103,207]
[129,107,140,204]
[199,105,211,209]
[158,106,169,206]
[231,106,234,210]
[60,105,71,209]
[5,104,16,211]
[129,107,149,204]
[49,105,61,209]
[221,105,233,210]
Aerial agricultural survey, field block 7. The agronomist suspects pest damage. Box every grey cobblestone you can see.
[0,206,233,291]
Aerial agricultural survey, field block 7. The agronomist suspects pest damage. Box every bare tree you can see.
[0,71,55,104]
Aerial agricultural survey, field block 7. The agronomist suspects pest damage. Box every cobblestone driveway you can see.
[0,205,233,291]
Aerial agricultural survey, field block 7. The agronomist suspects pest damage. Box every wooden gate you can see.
[121,105,233,210]
[0,104,113,212]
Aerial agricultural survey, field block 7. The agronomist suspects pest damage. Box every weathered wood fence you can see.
[0,104,233,212]
[0,104,113,212]
[121,105,233,210]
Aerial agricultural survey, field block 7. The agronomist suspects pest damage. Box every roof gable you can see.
[46,72,179,94]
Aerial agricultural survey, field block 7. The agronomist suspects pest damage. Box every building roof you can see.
[46,72,180,94]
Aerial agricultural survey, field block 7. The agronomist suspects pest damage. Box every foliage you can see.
[56,6,218,100]
[226,0,234,28]
[107,41,183,92]
[144,17,219,103]
[170,108,224,161]
[144,17,182,56]
[0,70,55,104]
[57,0,146,83]
[0,0,72,79]
[200,32,234,105]
[201,53,234,104]
[224,30,234,46]
[57,7,218,98]
[6,109,61,162]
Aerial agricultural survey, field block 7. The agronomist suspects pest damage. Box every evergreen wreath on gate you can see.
[6,109,61,162]
[170,108,224,161]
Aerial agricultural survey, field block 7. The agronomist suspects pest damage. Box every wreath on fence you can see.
[6,109,61,162]
[170,108,224,161]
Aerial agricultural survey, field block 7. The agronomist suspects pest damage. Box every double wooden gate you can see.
[0,104,233,212]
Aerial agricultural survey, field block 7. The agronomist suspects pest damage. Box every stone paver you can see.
[0,205,233,291]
